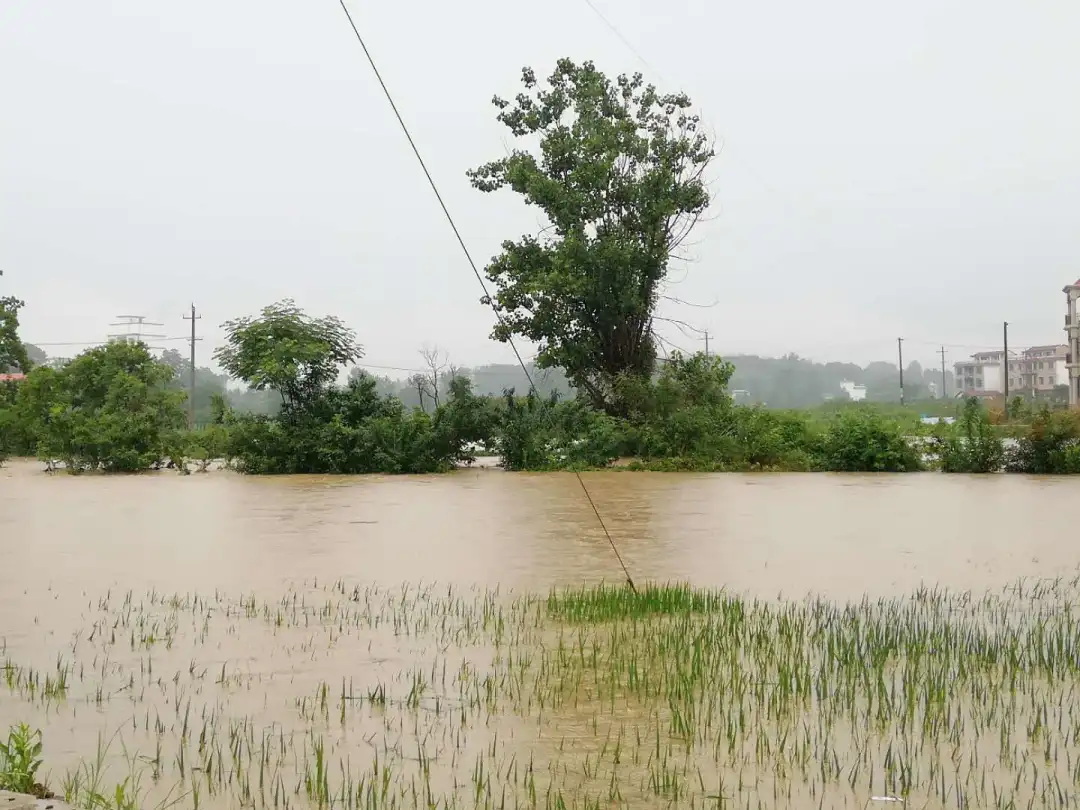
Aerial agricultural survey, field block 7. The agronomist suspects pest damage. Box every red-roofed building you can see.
[0,373,26,383]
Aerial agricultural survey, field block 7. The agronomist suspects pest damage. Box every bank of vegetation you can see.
[4,324,1079,476]
[3,58,1079,477]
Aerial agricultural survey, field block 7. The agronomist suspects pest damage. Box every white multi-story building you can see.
[955,345,1068,398]
[955,351,1007,395]
[1065,279,1080,406]
[1007,345,1068,394]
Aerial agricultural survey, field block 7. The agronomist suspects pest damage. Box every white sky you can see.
[2,0,1078,374]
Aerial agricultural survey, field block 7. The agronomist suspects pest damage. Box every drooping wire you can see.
[334,0,636,592]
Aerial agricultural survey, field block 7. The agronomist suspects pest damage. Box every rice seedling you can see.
[5,574,1080,808]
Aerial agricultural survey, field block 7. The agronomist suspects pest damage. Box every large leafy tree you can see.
[214,300,363,411]
[468,58,714,414]
[17,340,186,472]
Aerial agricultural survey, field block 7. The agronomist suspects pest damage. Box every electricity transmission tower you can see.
[108,315,165,351]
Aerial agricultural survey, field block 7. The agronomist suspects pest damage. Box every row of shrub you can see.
[929,397,1080,474]
[171,361,1080,477]
[0,342,494,475]
[3,341,1080,475]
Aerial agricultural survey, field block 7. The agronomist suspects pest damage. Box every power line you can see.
[580,0,659,77]
[904,338,1052,352]
[27,337,191,348]
[334,0,635,592]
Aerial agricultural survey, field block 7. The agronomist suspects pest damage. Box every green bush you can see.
[728,408,817,470]
[224,374,494,475]
[627,352,740,464]
[0,380,34,461]
[182,424,231,472]
[15,343,185,473]
[1005,409,1080,474]
[495,390,559,471]
[496,355,916,473]
[939,398,1004,473]
[0,408,9,467]
[815,408,922,472]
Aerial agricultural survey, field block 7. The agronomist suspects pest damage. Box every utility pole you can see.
[940,346,948,399]
[183,304,202,429]
[704,331,710,357]
[897,337,905,406]
[1003,321,1010,407]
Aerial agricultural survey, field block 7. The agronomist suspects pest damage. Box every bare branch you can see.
[419,344,449,409]
[661,293,719,309]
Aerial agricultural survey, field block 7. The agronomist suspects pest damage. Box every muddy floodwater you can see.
[2,459,1080,809]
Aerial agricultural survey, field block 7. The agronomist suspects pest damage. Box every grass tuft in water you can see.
[546,582,738,622]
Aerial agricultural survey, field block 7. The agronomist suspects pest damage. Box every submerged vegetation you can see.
[4,333,1080,476]
[6,575,1080,808]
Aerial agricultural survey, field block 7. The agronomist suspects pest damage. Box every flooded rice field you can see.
[2,460,1080,809]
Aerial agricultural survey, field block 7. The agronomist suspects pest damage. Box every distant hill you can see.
[15,341,953,413]
[354,354,954,411]
[24,343,46,367]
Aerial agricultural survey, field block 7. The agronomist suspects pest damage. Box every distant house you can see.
[839,380,867,402]
[0,373,26,383]
[920,416,955,425]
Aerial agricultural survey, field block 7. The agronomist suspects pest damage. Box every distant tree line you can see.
[726,355,954,408]
[350,356,573,414]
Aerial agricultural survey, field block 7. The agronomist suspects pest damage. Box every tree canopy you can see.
[214,300,363,410]
[16,341,186,472]
[1,296,31,373]
[468,58,714,413]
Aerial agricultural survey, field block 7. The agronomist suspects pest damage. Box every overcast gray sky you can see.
[2,0,1078,374]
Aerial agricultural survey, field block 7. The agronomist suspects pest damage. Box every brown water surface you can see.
[2,460,1079,809]
[3,459,1078,601]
